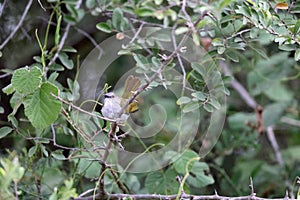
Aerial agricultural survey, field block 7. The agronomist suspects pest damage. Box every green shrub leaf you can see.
[11,66,42,94]
[24,82,62,130]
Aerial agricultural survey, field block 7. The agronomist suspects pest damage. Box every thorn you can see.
[284,190,289,199]
[214,189,219,197]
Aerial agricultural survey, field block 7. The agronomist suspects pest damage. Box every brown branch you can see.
[0,0,33,50]
[73,192,289,200]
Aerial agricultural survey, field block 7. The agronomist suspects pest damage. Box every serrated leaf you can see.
[24,83,62,130]
[58,53,74,69]
[96,22,112,33]
[11,66,42,94]
[0,126,13,139]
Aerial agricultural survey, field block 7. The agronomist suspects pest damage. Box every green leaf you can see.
[203,103,214,112]
[11,66,42,94]
[28,145,37,157]
[219,0,236,9]
[52,150,67,160]
[145,168,179,194]
[151,32,171,42]
[176,96,191,105]
[228,112,256,130]
[24,82,62,130]
[294,19,300,35]
[225,49,239,62]
[2,84,15,95]
[175,27,189,35]
[192,33,200,46]
[96,22,112,33]
[174,150,199,174]
[0,106,4,114]
[0,126,13,139]
[263,102,288,127]
[58,53,74,69]
[191,92,206,101]
[55,15,62,45]
[295,49,300,61]
[62,46,77,53]
[208,97,221,110]
[191,62,207,77]
[183,102,200,113]
[187,162,214,188]
[112,7,123,30]
[264,82,293,101]
[135,8,154,17]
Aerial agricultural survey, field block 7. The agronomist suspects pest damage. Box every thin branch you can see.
[48,0,83,66]
[14,180,19,200]
[171,24,186,92]
[51,93,113,122]
[0,0,33,50]
[37,0,46,12]
[73,26,103,59]
[249,177,256,197]
[0,0,7,17]
[220,61,257,109]
[73,192,288,200]
[280,116,300,128]
[266,126,284,167]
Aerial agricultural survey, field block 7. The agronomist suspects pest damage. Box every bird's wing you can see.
[121,75,141,99]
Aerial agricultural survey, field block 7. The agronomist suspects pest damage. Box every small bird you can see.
[101,76,141,123]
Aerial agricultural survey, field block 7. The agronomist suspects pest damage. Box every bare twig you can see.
[266,126,284,167]
[171,24,186,91]
[0,0,33,50]
[51,92,112,122]
[73,26,103,59]
[220,61,257,109]
[249,177,256,197]
[280,116,300,128]
[0,0,7,17]
[37,0,46,11]
[14,180,19,200]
